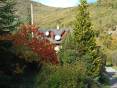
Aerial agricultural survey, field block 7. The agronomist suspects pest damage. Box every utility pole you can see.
[31,1,34,37]
[31,2,33,25]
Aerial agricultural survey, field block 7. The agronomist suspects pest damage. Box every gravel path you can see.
[106,67,117,88]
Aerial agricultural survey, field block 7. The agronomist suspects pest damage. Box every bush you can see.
[35,61,101,88]
[13,25,58,64]
[0,41,42,75]
[0,40,42,88]
[59,33,78,64]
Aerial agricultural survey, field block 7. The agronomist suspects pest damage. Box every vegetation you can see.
[0,0,116,88]
[73,0,105,78]
[32,1,75,28]
[0,2,58,86]
[60,0,105,78]
[0,0,19,34]
[58,0,108,88]
[14,25,58,64]
[35,62,101,88]
[32,0,117,33]
[0,24,59,87]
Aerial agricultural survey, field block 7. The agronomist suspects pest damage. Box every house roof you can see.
[39,28,69,35]
[39,28,70,44]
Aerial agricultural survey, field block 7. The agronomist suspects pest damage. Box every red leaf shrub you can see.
[15,25,59,64]
[0,25,59,64]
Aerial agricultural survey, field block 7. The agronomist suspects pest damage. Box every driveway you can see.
[106,67,117,88]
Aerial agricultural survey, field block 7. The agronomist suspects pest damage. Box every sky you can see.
[32,0,97,8]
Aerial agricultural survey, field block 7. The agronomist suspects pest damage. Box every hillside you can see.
[32,1,76,29]
[32,1,87,29]
[15,0,31,23]
[32,1,117,31]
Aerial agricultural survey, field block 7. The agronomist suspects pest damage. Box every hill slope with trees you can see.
[32,0,117,32]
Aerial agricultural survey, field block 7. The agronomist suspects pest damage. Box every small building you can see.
[39,27,69,52]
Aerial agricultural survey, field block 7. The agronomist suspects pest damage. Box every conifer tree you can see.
[73,0,95,56]
[73,0,105,77]
[0,0,19,34]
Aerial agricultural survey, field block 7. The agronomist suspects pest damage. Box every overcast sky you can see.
[32,0,97,8]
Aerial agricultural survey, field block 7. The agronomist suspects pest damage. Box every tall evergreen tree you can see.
[0,0,19,34]
[73,0,96,56]
[73,0,105,77]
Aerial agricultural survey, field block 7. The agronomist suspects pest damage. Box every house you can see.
[39,27,70,52]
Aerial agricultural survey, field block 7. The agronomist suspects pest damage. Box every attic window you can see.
[55,35,61,41]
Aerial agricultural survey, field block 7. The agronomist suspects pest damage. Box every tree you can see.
[0,0,19,34]
[73,0,95,54]
[73,0,105,77]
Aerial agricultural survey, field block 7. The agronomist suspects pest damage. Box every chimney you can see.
[57,24,60,30]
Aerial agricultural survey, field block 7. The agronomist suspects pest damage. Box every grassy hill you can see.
[32,1,76,29]
[32,1,117,31]
[15,0,31,23]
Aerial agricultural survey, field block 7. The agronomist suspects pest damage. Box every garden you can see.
[0,0,114,88]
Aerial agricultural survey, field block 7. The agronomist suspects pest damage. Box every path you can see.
[106,67,117,88]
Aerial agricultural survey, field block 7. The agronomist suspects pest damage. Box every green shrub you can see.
[35,62,100,88]
[59,33,78,64]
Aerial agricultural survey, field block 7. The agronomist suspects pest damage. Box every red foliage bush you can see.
[0,25,59,64]
[14,25,59,64]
